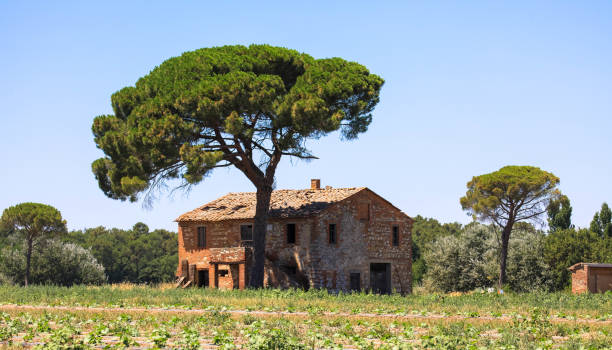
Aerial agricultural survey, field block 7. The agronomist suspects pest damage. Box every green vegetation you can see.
[91,44,384,287]
[0,237,105,286]
[65,223,177,284]
[547,194,573,232]
[0,286,611,348]
[543,227,611,291]
[422,223,553,293]
[410,215,462,284]
[591,202,612,237]
[416,205,612,293]
[0,285,611,320]
[0,207,177,286]
[0,203,67,286]
[460,165,561,287]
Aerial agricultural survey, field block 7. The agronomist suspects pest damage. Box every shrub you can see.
[422,224,494,292]
[0,272,12,285]
[423,223,553,292]
[0,235,106,286]
[505,228,554,292]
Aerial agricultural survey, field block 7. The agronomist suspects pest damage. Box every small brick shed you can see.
[568,263,612,294]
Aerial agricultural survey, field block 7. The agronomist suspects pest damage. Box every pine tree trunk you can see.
[498,223,512,288]
[25,238,33,287]
[248,184,273,288]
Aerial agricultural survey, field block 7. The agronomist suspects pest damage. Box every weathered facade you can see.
[568,263,612,294]
[176,180,413,293]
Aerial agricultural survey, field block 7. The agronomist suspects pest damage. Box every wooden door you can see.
[595,272,612,293]
[370,263,391,294]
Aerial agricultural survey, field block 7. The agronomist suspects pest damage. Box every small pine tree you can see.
[547,195,572,232]
[590,203,612,237]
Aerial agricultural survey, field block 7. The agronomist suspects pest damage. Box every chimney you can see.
[310,179,321,190]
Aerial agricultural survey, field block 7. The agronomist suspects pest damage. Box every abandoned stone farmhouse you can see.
[175,179,413,294]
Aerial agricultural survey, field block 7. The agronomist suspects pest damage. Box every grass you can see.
[1,308,611,349]
[1,285,612,348]
[0,284,611,320]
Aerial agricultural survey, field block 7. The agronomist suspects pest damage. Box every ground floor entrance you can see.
[197,269,209,287]
[370,263,391,294]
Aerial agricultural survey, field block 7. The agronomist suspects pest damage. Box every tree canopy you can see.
[590,202,612,237]
[547,194,573,232]
[91,44,384,287]
[92,45,383,202]
[0,203,67,286]
[460,165,561,286]
[66,223,178,283]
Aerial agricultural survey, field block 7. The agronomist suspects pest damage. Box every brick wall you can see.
[571,265,588,294]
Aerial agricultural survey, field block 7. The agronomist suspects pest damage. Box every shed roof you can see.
[568,262,612,271]
[176,187,366,222]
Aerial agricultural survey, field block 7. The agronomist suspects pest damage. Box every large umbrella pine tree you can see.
[460,166,561,288]
[91,45,384,287]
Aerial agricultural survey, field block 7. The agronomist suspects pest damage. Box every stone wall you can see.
[313,190,412,294]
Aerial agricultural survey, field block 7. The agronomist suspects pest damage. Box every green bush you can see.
[423,223,553,292]
[506,228,553,292]
[543,227,612,290]
[422,224,494,292]
[0,235,106,286]
[0,272,12,286]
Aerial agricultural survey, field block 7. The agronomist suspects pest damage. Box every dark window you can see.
[282,265,297,275]
[350,272,361,291]
[286,223,296,244]
[329,224,337,244]
[218,269,228,277]
[240,224,253,242]
[197,227,206,248]
[392,225,399,246]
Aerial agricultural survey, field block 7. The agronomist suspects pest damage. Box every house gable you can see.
[315,187,412,223]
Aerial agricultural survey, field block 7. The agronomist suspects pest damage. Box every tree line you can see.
[0,203,177,286]
[1,196,610,291]
[413,199,612,292]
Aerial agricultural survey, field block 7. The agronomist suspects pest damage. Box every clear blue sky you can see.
[1,1,611,231]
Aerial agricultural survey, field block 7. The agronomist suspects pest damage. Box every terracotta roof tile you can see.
[176,187,365,222]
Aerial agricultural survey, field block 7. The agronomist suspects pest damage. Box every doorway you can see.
[197,269,209,287]
[350,272,361,291]
[370,263,391,294]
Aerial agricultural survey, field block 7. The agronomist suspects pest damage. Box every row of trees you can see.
[0,203,177,286]
[414,200,612,292]
[2,197,609,291]
[66,223,177,284]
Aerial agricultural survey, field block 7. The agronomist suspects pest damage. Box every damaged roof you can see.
[176,187,366,222]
